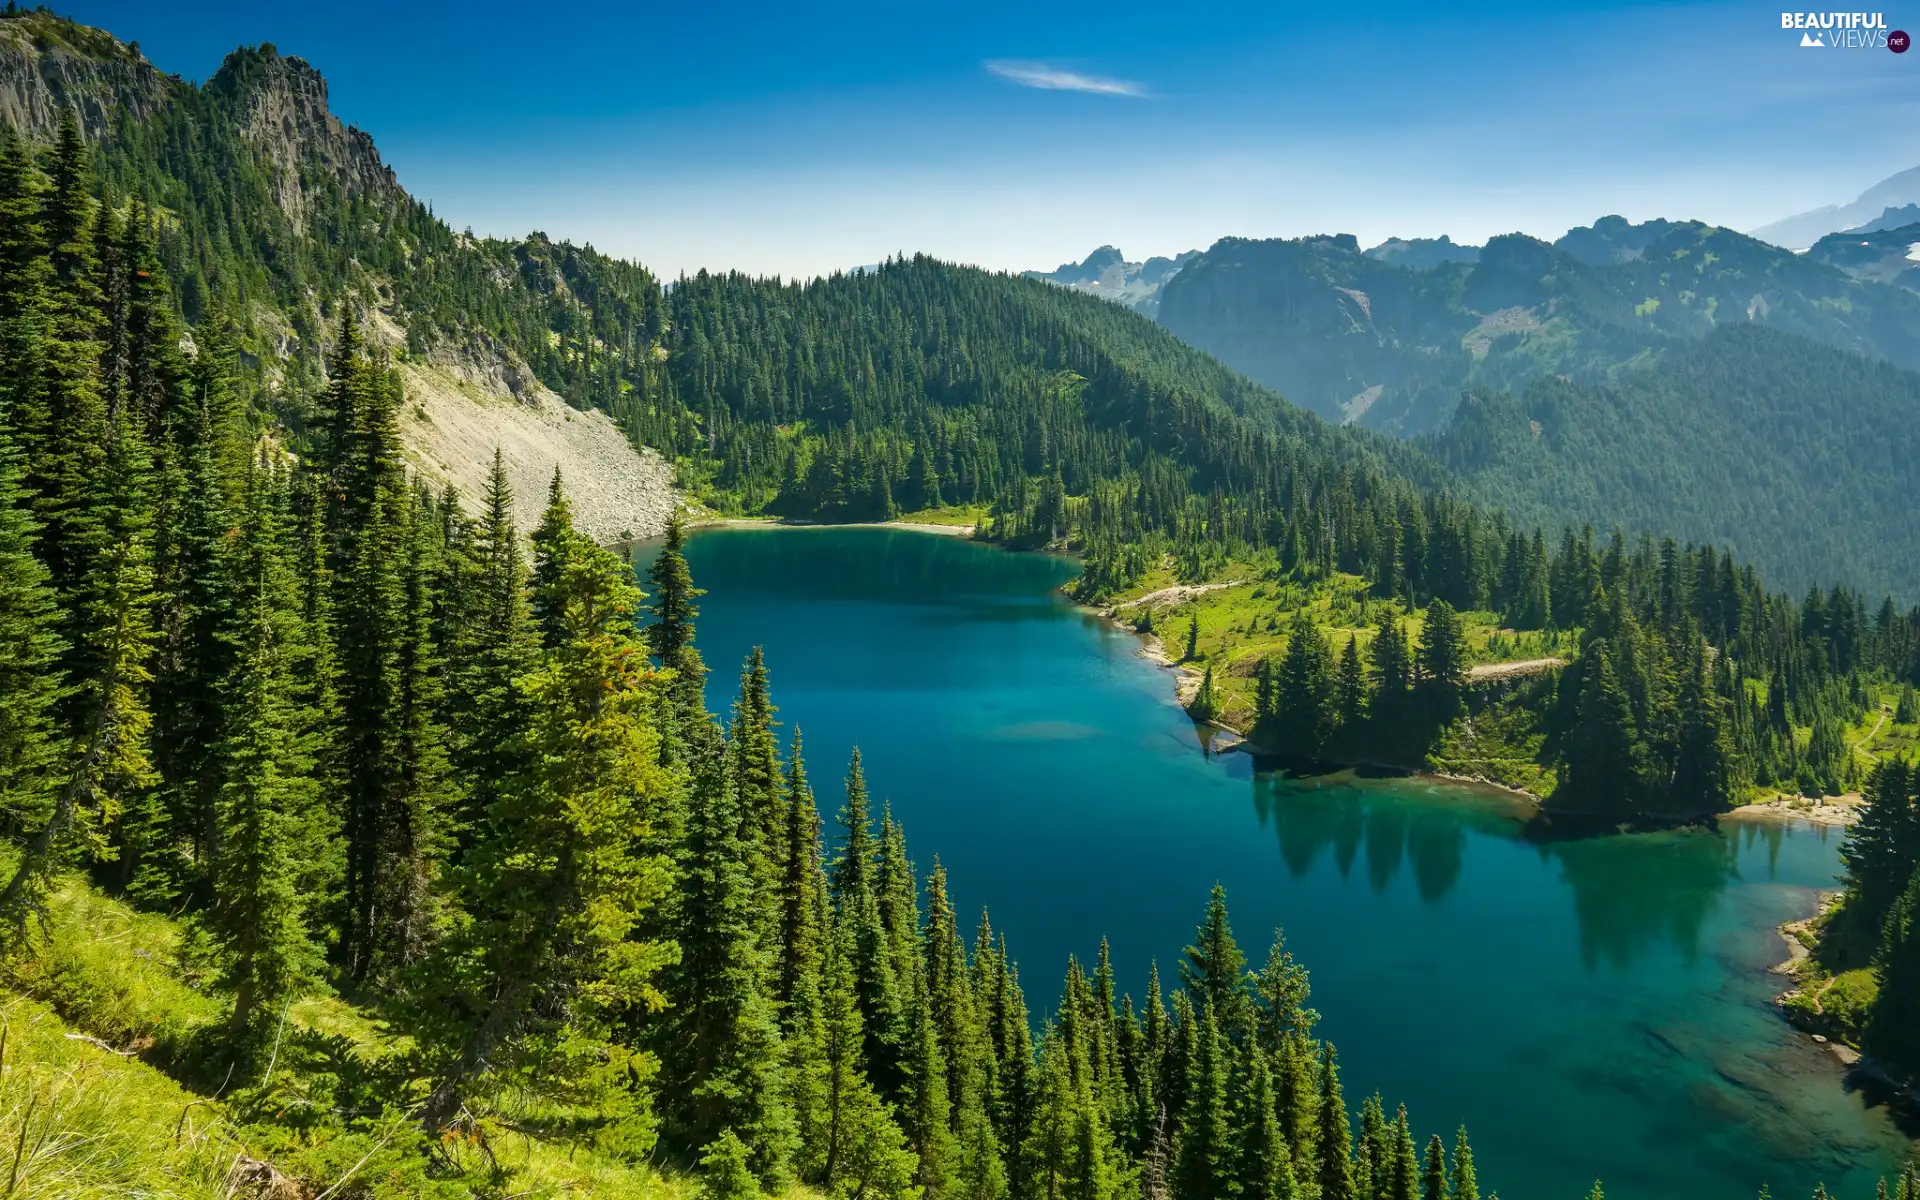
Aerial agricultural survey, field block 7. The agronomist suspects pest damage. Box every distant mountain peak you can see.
[1750,164,1920,250]
[1364,234,1481,270]
[1024,245,1200,315]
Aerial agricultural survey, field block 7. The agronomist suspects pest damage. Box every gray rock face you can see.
[0,13,176,140]
[213,47,398,227]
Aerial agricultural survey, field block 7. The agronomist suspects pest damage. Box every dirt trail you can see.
[1851,704,1891,763]
[1467,657,1566,682]
[1110,580,1244,611]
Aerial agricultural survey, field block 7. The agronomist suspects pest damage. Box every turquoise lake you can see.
[649,525,1917,1200]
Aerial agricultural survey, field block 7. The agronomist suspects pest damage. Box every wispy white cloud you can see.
[984,60,1148,98]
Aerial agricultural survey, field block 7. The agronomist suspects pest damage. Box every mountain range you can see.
[1151,218,1920,434]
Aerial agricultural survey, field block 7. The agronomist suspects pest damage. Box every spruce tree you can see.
[1422,1134,1448,1200]
[1316,1044,1355,1200]
[1414,600,1468,717]
[1181,884,1250,1038]
[776,729,830,1013]
[1174,1000,1231,1200]
[833,748,906,1092]
[0,412,63,874]
[1235,1046,1297,1200]
[647,512,709,742]
[1447,1127,1479,1200]
[663,750,796,1185]
[1335,634,1366,734]
[206,469,327,1038]
[417,502,674,1134]
[446,450,536,853]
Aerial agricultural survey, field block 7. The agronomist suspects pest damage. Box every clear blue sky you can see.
[66,0,1920,278]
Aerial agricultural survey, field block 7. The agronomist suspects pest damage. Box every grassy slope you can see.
[1103,551,1914,803]
[0,863,713,1200]
[1095,549,1569,794]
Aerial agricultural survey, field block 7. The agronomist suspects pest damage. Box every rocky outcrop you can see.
[207,45,397,227]
[424,331,544,402]
[0,12,178,140]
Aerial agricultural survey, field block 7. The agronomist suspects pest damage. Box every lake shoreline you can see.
[695,515,976,537]
[1770,892,1920,1105]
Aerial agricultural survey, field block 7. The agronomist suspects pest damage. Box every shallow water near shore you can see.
[641,525,1917,1200]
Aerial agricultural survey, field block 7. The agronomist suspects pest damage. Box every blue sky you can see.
[71,1,1920,278]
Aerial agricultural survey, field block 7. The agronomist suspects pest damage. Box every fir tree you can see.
[729,646,784,924]
[1271,612,1334,756]
[1558,641,1642,816]
[1447,1127,1478,1200]
[1368,615,1411,718]
[1672,639,1734,814]
[446,450,537,853]
[1181,884,1250,1038]
[1234,1046,1297,1200]
[417,502,674,1134]
[1386,1105,1420,1200]
[648,512,709,743]
[1335,634,1366,733]
[1414,600,1468,717]
[1253,929,1316,1049]
[1422,1134,1448,1200]
[776,729,830,1013]
[1869,866,1920,1077]
[0,410,63,884]
[206,469,327,1038]
[699,1130,762,1200]
[834,748,906,1092]
[1317,1044,1354,1200]
[1174,1000,1232,1200]
[663,750,797,1185]
[808,914,920,1200]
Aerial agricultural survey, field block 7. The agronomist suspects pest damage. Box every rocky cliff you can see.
[0,12,177,139]
[204,44,397,226]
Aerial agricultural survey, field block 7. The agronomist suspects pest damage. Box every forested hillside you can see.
[1426,325,1920,599]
